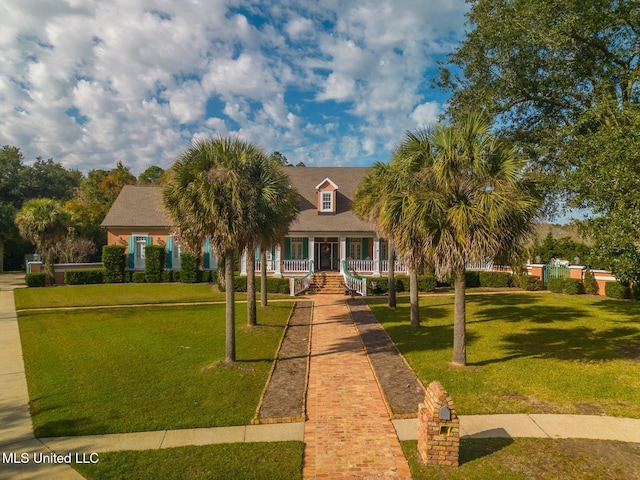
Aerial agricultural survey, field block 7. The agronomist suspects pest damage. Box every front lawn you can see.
[18,302,293,437]
[73,442,304,480]
[14,283,241,309]
[368,293,640,417]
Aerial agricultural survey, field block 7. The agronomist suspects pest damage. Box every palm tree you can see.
[15,198,70,281]
[243,156,299,326]
[407,113,540,365]
[163,136,265,363]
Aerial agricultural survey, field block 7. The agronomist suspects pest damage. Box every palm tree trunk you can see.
[225,249,236,363]
[388,241,396,309]
[409,268,420,328]
[247,245,256,327]
[0,238,4,272]
[452,267,466,366]
[260,248,267,307]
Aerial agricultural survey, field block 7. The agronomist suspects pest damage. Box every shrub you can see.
[161,270,172,283]
[171,270,180,283]
[547,277,565,293]
[179,253,199,283]
[102,245,126,283]
[479,271,512,288]
[417,274,437,292]
[520,275,542,291]
[123,271,132,283]
[25,272,46,287]
[465,271,480,288]
[583,267,599,295]
[64,269,103,285]
[132,272,146,283]
[605,281,630,299]
[563,278,585,295]
[144,245,165,283]
[631,283,640,301]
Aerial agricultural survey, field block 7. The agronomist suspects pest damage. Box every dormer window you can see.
[321,191,333,212]
[315,177,338,214]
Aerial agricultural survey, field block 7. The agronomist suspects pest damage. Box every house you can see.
[101,167,407,291]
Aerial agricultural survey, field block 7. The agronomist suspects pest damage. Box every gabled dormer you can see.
[315,177,338,214]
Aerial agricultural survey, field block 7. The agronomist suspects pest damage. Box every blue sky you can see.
[0,0,468,175]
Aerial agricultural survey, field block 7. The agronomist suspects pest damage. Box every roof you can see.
[101,167,375,234]
[101,185,171,228]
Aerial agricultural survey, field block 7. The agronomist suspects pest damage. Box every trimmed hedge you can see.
[144,245,165,283]
[547,277,565,293]
[465,271,480,288]
[605,281,630,299]
[132,271,146,283]
[25,272,46,287]
[179,253,200,284]
[583,267,599,295]
[102,245,126,283]
[417,275,437,292]
[217,276,290,294]
[367,274,435,295]
[478,271,512,288]
[520,275,542,291]
[563,278,585,295]
[64,269,104,285]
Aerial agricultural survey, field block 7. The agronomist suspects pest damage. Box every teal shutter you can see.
[284,238,291,259]
[128,236,134,269]
[204,237,211,269]
[166,237,173,269]
[255,246,260,261]
[303,238,309,259]
[346,238,351,257]
[146,236,152,246]
[362,238,369,259]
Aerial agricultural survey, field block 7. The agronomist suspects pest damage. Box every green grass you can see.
[368,293,640,417]
[18,302,293,437]
[402,438,640,479]
[14,283,245,309]
[72,442,304,480]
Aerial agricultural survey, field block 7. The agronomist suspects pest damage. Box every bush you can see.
[144,245,165,283]
[102,245,126,283]
[417,274,437,292]
[583,267,599,295]
[465,271,480,288]
[520,275,542,291]
[25,272,46,287]
[547,277,565,293]
[161,270,172,283]
[179,253,200,283]
[605,281,630,299]
[479,271,512,288]
[171,270,180,282]
[563,278,585,295]
[64,269,103,285]
[123,271,132,283]
[132,272,146,283]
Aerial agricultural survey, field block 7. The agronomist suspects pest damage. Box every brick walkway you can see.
[303,295,411,479]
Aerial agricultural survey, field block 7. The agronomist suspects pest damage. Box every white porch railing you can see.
[290,261,314,296]
[255,259,277,273]
[380,260,408,273]
[342,260,367,296]
[346,259,375,272]
[283,259,311,273]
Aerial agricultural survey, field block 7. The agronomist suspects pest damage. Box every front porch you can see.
[240,236,408,277]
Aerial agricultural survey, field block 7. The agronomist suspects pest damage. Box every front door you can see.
[318,242,338,270]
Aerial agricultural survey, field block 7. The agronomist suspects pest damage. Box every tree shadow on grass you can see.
[466,294,587,325]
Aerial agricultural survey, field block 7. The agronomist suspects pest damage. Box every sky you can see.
[0,0,468,176]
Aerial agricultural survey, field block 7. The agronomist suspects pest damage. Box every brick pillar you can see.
[417,381,460,467]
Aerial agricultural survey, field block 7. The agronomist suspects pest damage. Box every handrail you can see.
[289,260,314,296]
[341,260,367,297]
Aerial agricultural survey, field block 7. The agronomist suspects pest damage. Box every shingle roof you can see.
[101,185,171,228]
[101,167,375,233]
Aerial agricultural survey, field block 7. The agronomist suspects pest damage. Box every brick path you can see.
[303,295,412,479]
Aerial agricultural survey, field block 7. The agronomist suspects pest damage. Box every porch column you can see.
[274,244,282,278]
[308,237,315,272]
[339,236,347,273]
[373,236,381,277]
[240,248,247,276]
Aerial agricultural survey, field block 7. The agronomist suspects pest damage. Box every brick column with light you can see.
[417,380,460,467]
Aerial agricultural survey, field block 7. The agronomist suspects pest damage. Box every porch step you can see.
[308,273,345,294]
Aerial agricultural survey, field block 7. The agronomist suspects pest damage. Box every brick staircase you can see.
[307,272,345,294]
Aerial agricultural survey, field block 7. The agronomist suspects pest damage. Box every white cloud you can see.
[411,101,441,128]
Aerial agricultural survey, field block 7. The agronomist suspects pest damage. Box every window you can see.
[380,240,388,261]
[349,238,362,260]
[321,191,333,212]
[134,236,148,269]
[172,239,181,269]
[290,237,304,260]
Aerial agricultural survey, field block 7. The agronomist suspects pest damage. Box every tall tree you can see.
[0,145,26,207]
[21,157,82,201]
[163,137,268,362]
[440,0,639,280]
[138,165,166,185]
[15,198,71,280]
[0,203,17,272]
[407,113,540,365]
